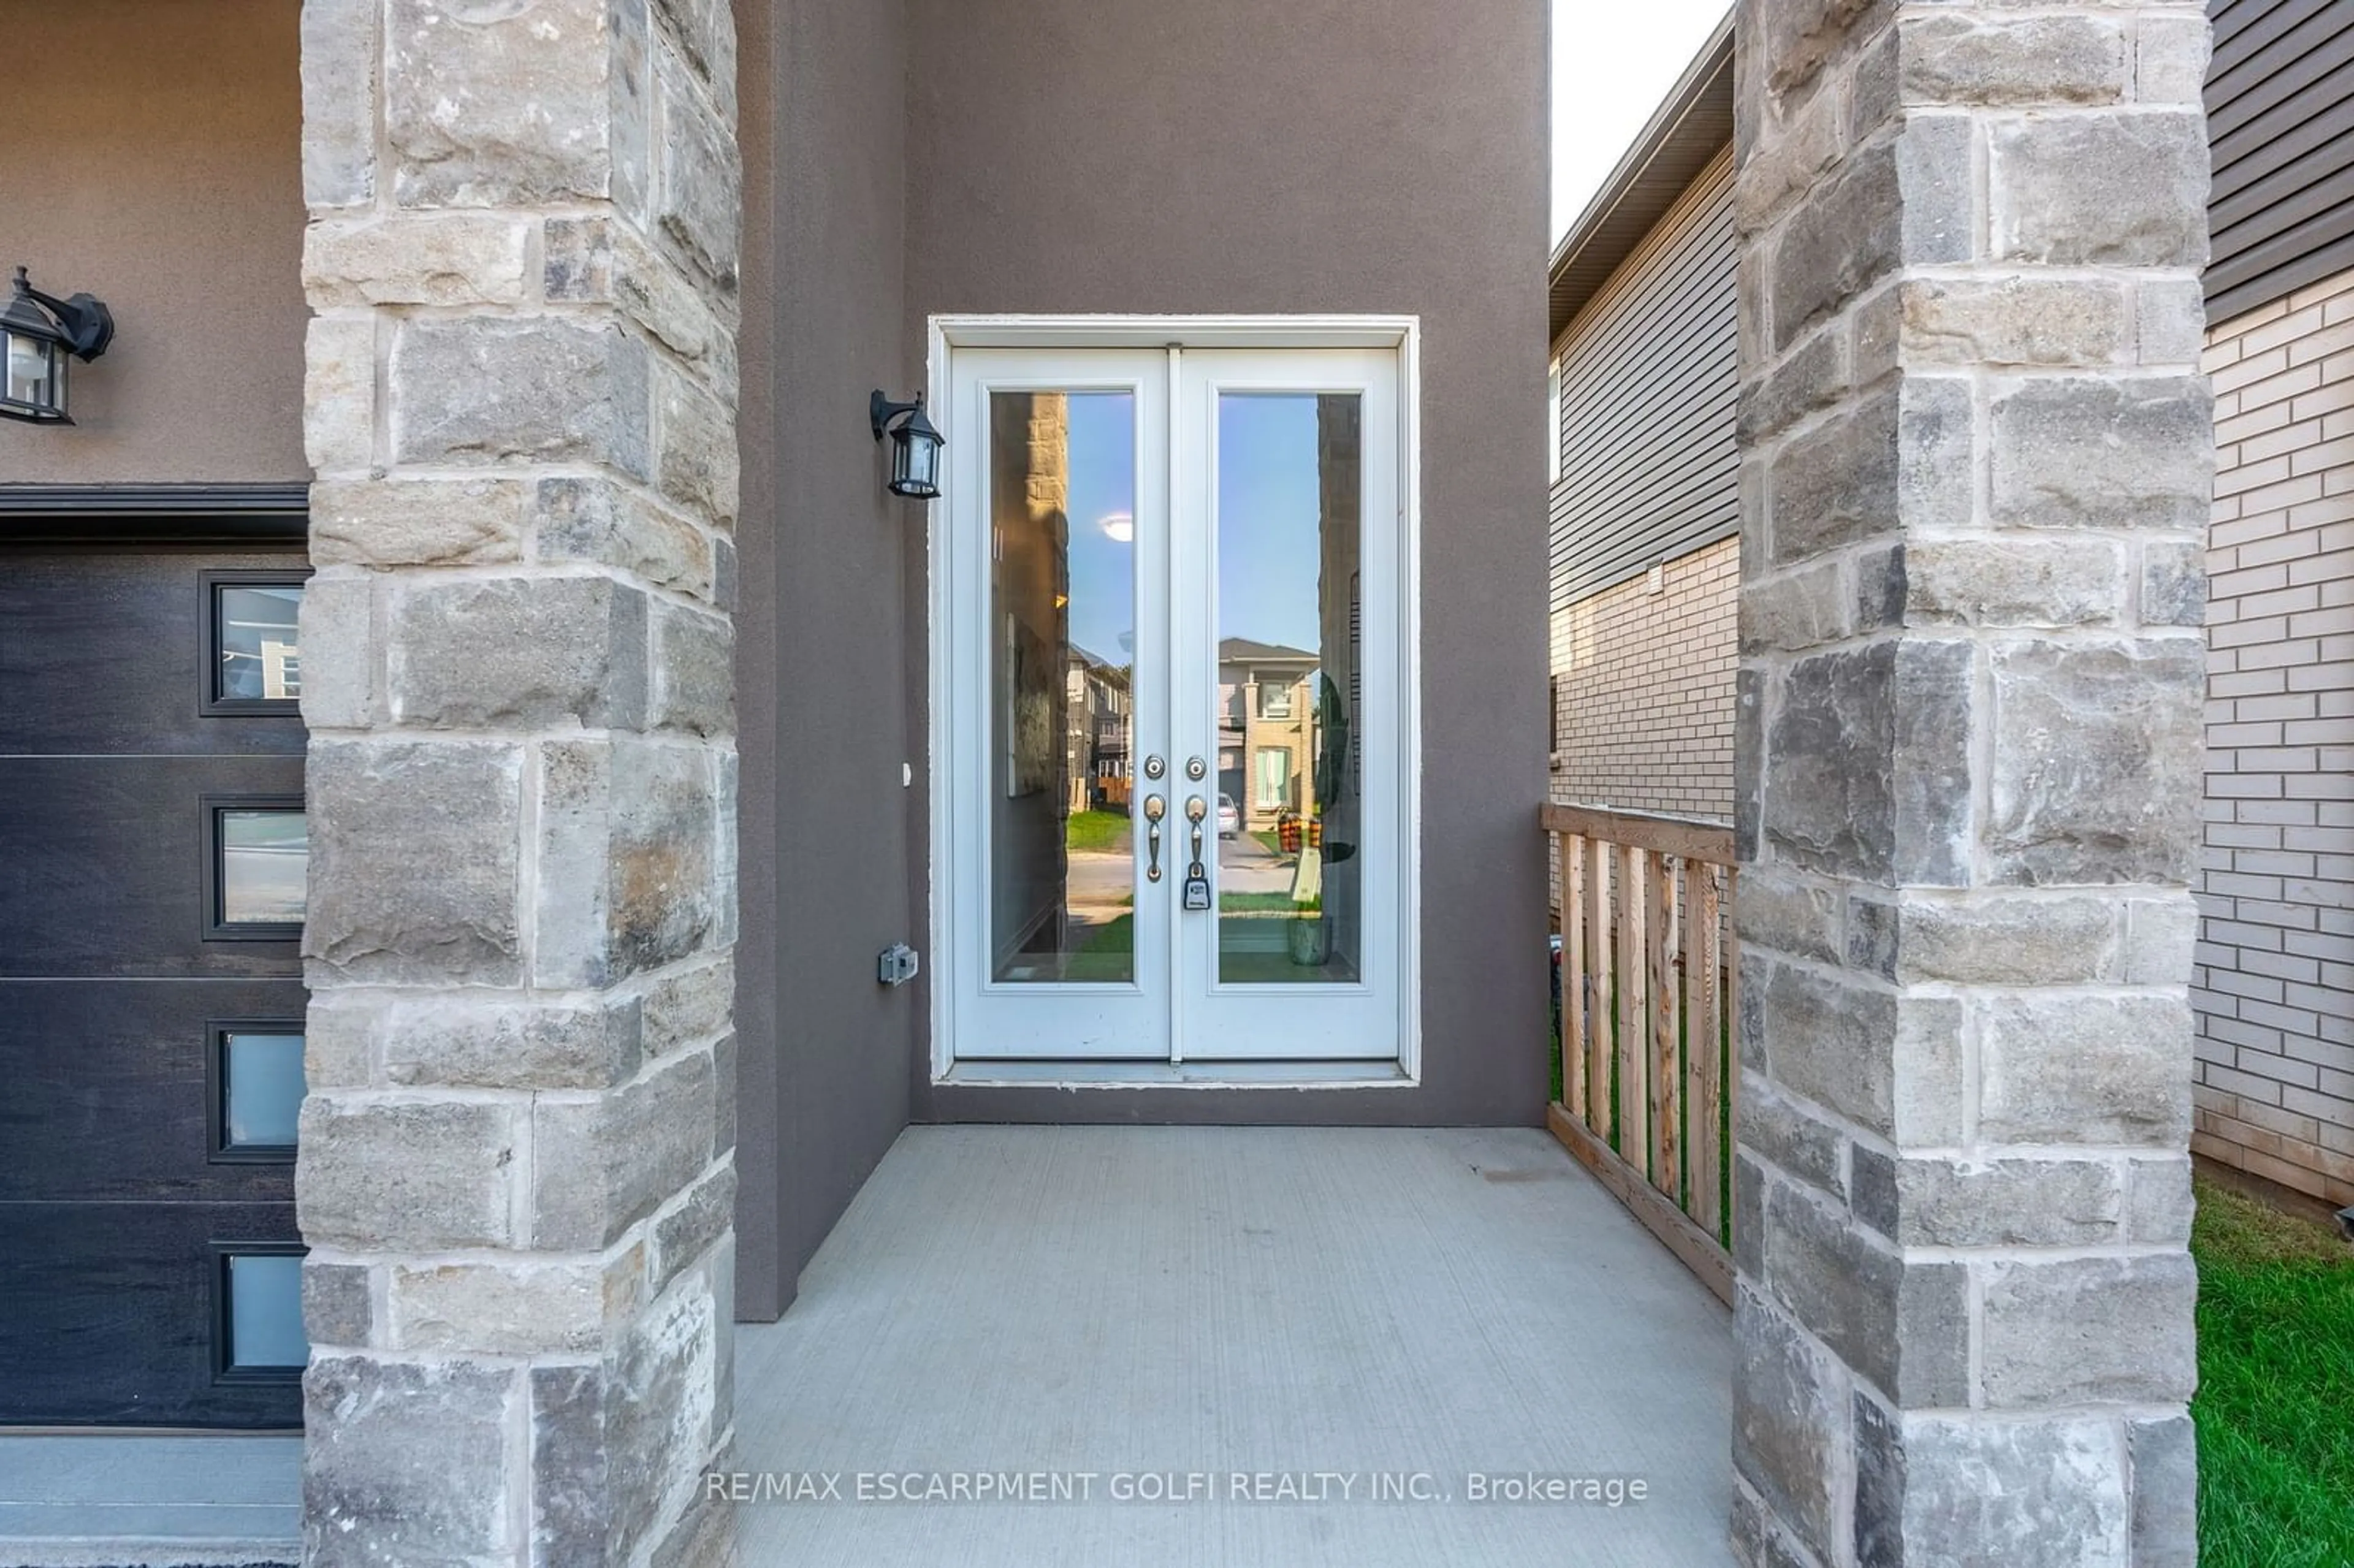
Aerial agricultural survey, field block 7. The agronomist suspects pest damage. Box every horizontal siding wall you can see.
[2207,0,2354,321]
[2192,265,2354,1208]
[1550,146,1737,610]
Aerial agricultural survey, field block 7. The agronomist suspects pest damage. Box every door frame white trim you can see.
[924,315,1423,1087]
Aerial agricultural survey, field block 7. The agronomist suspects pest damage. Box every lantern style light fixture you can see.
[2,267,115,426]
[869,389,944,500]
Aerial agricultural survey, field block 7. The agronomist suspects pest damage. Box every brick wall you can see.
[1548,535,1739,821]
[2193,264,2354,1209]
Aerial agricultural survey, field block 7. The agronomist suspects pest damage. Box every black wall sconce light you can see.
[870,390,944,500]
[3,267,115,426]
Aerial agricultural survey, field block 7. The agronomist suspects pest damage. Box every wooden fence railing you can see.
[1542,802,1737,1304]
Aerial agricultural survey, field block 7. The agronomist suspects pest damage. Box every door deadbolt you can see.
[1185,756,1207,780]
[1143,755,1165,780]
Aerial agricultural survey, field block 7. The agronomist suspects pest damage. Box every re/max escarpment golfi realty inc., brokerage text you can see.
[704,1471,1653,1506]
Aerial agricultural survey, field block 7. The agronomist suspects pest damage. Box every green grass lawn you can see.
[2193,1174,2354,1567]
[1252,829,1288,859]
[1061,913,1134,981]
[1065,810,1129,854]
[1218,891,1317,913]
[1061,899,1330,983]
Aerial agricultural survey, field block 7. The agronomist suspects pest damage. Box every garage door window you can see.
[214,1247,308,1380]
[205,799,307,939]
[203,574,305,712]
[210,1025,305,1160]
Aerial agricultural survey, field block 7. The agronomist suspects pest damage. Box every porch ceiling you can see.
[734,1125,1734,1567]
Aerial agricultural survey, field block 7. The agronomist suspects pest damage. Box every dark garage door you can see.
[0,541,308,1428]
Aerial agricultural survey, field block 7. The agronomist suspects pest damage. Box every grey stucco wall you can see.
[732,0,918,1319]
[902,0,1553,1125]
[0,0,306,484]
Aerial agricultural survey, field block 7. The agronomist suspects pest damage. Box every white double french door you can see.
[935,338,1409,1065]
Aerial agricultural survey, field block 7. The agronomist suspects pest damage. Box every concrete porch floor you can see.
[733,1124,1735,1567]
[0,1125,1733,1566]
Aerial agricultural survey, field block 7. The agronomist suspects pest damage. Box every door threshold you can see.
[938,1059,1414,1089]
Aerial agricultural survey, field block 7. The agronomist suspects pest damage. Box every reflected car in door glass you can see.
[1216,794,1240,839]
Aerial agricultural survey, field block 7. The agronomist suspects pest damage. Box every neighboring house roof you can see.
[1550,148,1737,609]
[1548,13,1734,348]
[1218,637,1316,664]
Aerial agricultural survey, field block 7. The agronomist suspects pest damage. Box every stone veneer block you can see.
[302,739,525,986]
[1984,638,2206,885]
[303,213,531,308]
[1856,1406,2132,1567]
[535,476,723,603]
[390,316,653,473]
[296,1096,520,1252]
[299,0,378,210]
[304,1357,522,1561]
[311,476,530,568]
[533,738,724,989]
[389,576,652,731]
[383,0,640,210]
[531,1049,719,1251]
[1989,375,2215,531]
[376,994,647,1091]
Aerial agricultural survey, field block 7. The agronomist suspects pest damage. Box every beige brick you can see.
[1549,537,1739,822]
[2193,268,2354,1212]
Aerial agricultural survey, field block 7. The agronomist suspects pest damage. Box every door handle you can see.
[1182,797,1211,910]
[1142,794,1165,881]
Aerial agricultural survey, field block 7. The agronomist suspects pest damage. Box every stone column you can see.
[295,0,740,1561]
[1732,3,2209,1564]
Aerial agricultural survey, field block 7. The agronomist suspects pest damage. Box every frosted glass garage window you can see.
[219,1030,305,1154]
[223,1252,307,1372]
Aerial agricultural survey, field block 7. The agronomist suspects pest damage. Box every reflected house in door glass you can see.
[213,582,303,703]
[1216,637,1316,832]
[1064,647,1131,812]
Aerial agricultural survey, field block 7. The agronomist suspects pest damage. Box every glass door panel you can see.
[942,350,1170,1060]
[1174,349,1403,1062]
[1211,392,1363,986]
[988,389,1139,984]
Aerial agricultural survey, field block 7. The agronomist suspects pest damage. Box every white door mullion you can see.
[1164,343,1188,1066]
